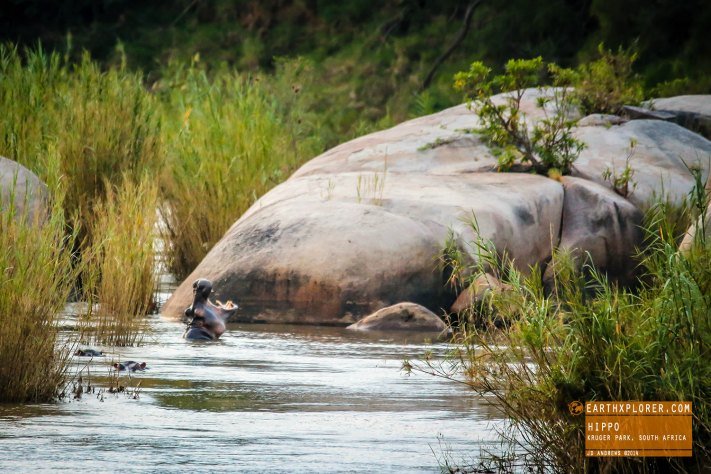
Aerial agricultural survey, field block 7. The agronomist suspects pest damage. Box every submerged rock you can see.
[346,302,449,333]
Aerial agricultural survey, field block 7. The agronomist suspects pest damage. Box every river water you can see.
[0,287,503,473]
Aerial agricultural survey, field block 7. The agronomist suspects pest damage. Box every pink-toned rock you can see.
[545,177,644,284]
[572,120,711,208]
[450,273,511,314]
[347,302,449,333]
[0,156,47,223]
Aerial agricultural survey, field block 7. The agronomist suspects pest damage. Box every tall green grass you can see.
[80,177,159,346]
[0,44,162,248]
[158,60,317,277]
[414,181,710,472]
[0,45,164,355]
[0,154,79,402]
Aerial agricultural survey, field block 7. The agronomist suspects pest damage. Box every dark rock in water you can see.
[347,302,450,333]
[0,156,48,224]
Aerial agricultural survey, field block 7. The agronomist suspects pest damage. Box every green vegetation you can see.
[0,163,80,402]
[0,45,320,354]
[413,176,711,472]
[0,45,163,249]
[80,177,158,346]
[3,1,709,141]
[158,59,318,277]
[454,57,584,174]
[602,139,638,198]
[572,44,644,115]
[453,46,650,175]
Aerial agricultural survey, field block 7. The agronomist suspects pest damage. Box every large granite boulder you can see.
[0,156,47,223]
[346,302,449,333]
[162,89,711,326]
[572,120,711,208]
[644,95,711,139]
[162,171,564,325]
[545,177,644,284]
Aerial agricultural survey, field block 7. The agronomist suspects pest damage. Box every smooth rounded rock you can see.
[0,156,47,223]
[572,120,711,208]
[545,177,644,284]
[163,90,710,326]
[346,302,449,333]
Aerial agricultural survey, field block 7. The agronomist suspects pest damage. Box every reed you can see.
[0,44,162,248]
[414,184,710,472]
[158,61,312,277]
[0,155,79,402]
[81,176,159,346]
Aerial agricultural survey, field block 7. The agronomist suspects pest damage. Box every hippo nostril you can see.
[184,307,194,317]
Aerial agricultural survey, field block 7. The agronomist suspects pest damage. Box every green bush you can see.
[412,177,710,472]
[0,44,163,248]
[80,176,158,346]
[573,43,644,115]
[454,57,584,175]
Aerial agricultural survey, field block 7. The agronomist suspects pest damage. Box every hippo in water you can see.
[113,361,148,372]
[183,279,238,341]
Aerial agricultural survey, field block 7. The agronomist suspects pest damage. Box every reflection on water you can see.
[0,315,503,472]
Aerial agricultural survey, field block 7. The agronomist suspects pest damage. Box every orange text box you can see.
[585,402,692,457]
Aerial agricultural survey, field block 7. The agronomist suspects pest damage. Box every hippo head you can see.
[183,279,239,341]
[185,278,213,315]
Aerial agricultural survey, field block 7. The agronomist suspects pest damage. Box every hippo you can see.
[113,361,147,372]
[183,279,238,341]
[75,348,103,357]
